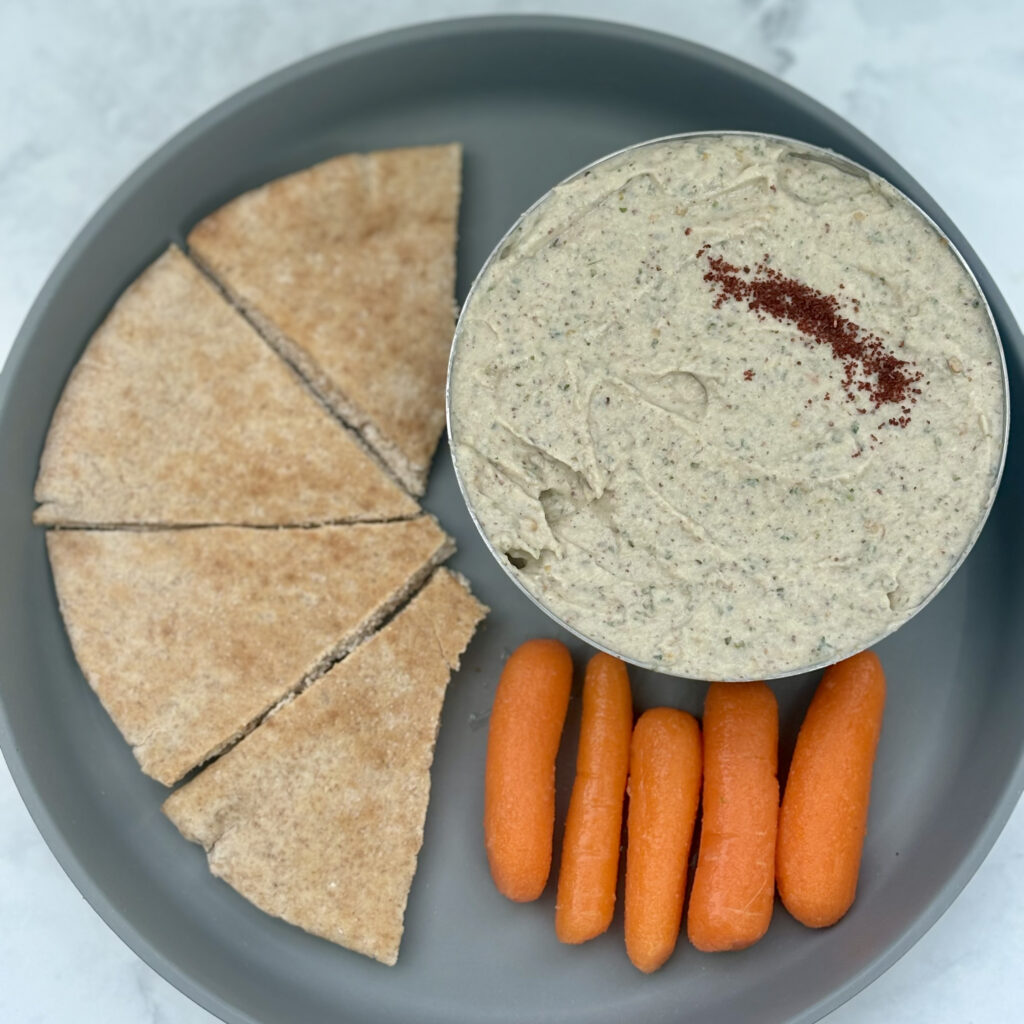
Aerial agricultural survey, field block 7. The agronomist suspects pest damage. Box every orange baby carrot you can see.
[484,638,573,902]
[687,681,779,952]
[555,653,633,944]
[624,708,702,973]
[776,650,886,928]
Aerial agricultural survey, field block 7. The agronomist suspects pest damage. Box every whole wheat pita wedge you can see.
[47,517,452,785]
[34,246,415,526]
[187,144,461,496]
[163,569,486,965]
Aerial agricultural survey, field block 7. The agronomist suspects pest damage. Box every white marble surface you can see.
[2,0,1022,1021]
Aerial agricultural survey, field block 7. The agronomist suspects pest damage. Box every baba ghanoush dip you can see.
[448,134,1006,679]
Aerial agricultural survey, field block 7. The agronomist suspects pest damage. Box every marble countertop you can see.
[2,1,1022,1021]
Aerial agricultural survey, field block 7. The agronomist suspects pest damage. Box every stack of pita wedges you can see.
[35,144,486,966]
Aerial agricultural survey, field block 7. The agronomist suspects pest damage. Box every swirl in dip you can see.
[448,134,1006,679]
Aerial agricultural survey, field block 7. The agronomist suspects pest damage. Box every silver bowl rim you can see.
[446,129,1011,681]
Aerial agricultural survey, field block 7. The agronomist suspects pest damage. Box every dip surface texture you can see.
[449,135,1005,679]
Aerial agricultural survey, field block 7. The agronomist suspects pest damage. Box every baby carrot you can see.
[776,650,886,928]
[687,681,779,952]
[624,708,703,973]
[555,653,633,944]
[484,638,573,902]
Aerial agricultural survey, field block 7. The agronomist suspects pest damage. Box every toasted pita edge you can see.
[164,523,458,785]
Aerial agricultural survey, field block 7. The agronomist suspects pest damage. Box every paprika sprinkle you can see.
[700,249,924,431]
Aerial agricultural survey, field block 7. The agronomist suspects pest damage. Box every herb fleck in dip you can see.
[448,135,1006,679]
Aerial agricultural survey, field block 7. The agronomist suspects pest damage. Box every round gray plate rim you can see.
[1,14,1021,1024]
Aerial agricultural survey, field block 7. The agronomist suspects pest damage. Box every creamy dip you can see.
[448,134,1006,679]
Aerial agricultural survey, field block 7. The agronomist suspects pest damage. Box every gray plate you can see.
[0,15,1021,1024]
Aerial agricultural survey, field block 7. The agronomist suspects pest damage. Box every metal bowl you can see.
[447,131,1010,681]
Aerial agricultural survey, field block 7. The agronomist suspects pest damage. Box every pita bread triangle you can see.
[34,245,415,526]
[46,516,452,785]
[187,144,461,495]
[163,569,486,965]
